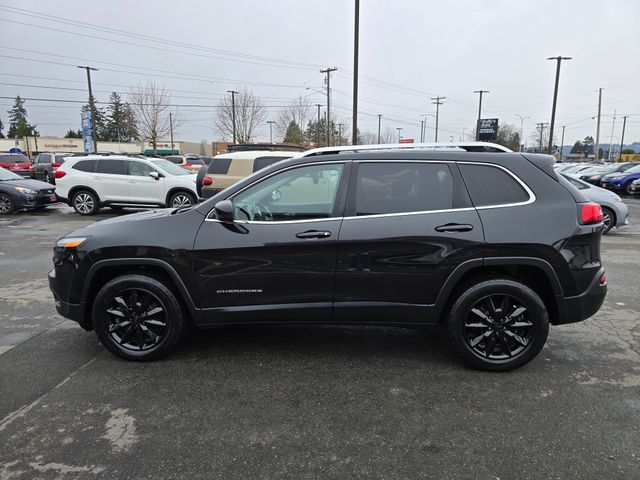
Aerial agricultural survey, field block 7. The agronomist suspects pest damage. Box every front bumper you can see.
[555,267,607,325]
[15,192,60,210]
[48,268,87,328]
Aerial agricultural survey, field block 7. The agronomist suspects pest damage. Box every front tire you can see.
[92,274,188,361]
[169,191,196,209]
[0,193,15,214]
[446,279,549,371]
[72,190,99,215]
[601,207,615,234]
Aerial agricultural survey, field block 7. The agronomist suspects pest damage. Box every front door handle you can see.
[434,223,473,233]
[296,230,332,239]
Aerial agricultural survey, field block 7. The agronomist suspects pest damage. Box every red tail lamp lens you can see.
[580,203,603,224]
[54,170,66,179]
[203,177,213,186]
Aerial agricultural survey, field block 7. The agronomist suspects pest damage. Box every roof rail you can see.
[300,142,512,157]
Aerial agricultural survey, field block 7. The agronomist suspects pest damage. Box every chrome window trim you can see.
[203,159,536,223]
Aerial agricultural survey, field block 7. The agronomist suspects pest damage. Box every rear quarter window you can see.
[96,159,126,175]
[459,164,530,207]
[72,160,97,172]
[253,156,289,173]
[208,158,232,175]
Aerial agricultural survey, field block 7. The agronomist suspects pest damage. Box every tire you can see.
[92,274,188,361]
[0,193,15,214]
[446,278,549,371]
[72,190,99,215]
[626,183,636,195]
[601,207,615,235]
[44,172,52,184]
[169,191,196,209]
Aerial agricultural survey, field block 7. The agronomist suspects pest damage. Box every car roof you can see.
[213,150,300,160]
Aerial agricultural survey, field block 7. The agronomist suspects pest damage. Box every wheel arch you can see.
[165,187,197,207]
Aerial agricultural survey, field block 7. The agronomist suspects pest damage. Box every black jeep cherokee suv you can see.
[49,149,607,371]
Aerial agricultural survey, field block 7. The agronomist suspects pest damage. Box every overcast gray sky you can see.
[1,0,638,147]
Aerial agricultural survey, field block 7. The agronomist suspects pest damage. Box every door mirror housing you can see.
[214,200,234,222]
[149,171,160,180]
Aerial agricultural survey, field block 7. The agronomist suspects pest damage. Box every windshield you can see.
[186,158,204,165]
[624,165,640,174]
[0,167,23,180]
[150,159,191,176]
[620,163,640,172]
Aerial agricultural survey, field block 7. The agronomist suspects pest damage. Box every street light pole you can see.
[595,88,603,161]
[377,114,382,144]
[77,65,98,153]
[608,110,617,161]
[396,127,402,142]
[352,0,360,145]
[515,114,530,152]
[559,125,565,161]
[547,56,572,154]
[619,115,628,161]
[316,104,322,147]
[267,120,275,143]
[474,90,489,141]
[420,120,424,142]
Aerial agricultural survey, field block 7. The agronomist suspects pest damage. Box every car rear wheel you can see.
[446,279,549,371]
[93,274,188,361]
[601,207,615,234]
[44,171,52,184]
[72,190,99,215]
[169,191,195,208]
[0,193,15,214]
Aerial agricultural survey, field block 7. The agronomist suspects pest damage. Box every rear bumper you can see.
[555,267,607,325]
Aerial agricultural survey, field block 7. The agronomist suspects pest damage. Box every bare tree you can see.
[274,96,312,141]
[359,127,396,145]
[128,81,176,153]
[215,89,265,143]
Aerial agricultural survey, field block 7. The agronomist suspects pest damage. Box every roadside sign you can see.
[399,138,414,144]
[478,118,499,141]
[81,112,93,154]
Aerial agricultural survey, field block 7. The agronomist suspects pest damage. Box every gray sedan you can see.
[562,173,629,234]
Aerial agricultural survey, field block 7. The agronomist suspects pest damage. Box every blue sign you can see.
[81,112,93,154]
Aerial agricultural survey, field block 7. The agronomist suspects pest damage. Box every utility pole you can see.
[536,122,548,153]
[515,114,530,152]
[320,67,338,147]
[420,120,424,142]
[338,123,343,146]
[227,90,239,144]
[316,104,322,147]
[396,127,402,142]
[267,120,275,143]
[473,90,489,140]
[559,125,565,161]
[430,96,445,142]
[547,56,572,154]
[608,109,617,161]
[619,115,628,161]
[352,0,360,145]
[377,114,382,144]
[77,65,98,153]
[169,112,174,152]
[595,88,603,161]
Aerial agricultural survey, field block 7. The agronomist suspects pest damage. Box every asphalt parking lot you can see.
[1,201,640,480]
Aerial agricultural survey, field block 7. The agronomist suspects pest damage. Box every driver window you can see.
[128,161,155,177]
[232,163,344,222]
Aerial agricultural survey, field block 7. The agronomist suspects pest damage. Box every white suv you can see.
[54,155,199,215]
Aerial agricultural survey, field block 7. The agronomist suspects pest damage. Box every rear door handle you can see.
[434,223,473,233]
[296,230,332,239]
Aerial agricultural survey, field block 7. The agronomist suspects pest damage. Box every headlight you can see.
[55,237,88,248]
[14,186,38,195]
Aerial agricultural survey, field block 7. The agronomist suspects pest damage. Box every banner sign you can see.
[81,112,93,154]
[399,138,414,144]
[478,118,499,141]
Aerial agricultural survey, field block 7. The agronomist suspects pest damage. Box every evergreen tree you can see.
[64,129,83,139]
[81,94,106,140]
[0,117,4,138]
[283,120,304,145]
[7,96,38,138]
[103,92,139,142]
[305,117,339,147]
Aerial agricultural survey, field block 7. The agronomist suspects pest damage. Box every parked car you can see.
[600,164,640,193]
[197,150,300,199]
[54,155,199,215]
[628,178,640,195]
[0,153,32,178]
[579,162,639,185]
[30,152,72,184]
[49,143,607,371]
[562,173,628,234]
[165,155,206,173]
[0,167,58,214]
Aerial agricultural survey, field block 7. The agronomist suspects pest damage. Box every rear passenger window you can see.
[72,160,96,172]
[459,164,530,207]
[208,158,232,174]
[253,156,288,173]
[96,159,126,175]
[355,162,456,216]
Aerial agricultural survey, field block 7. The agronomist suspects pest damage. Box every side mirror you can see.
[149,171,160,180]
[214,200,234,222]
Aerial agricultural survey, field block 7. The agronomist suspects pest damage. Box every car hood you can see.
[0,178,54,190]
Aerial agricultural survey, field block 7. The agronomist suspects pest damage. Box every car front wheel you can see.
[0,193,15,214]
[447,279,549,371]
[92,274,188,361]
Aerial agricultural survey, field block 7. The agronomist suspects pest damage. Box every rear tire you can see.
[601,207,615,235]
[169,191,196,209]
[446,278,549,371]
[72,190,99,215]
[0,193,15,214]
[44,172,52,184]
[92,274,188,361]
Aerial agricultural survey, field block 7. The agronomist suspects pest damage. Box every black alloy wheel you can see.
[93,274,188,360]
[447,279,549,371]
[0,193,15,214]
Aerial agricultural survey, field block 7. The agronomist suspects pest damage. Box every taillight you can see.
[203,177,213,186]
[51,162,61,168]
[579,203,603,224]
[54,170,66,179]
[185,163,192,167]
[599,273,607,286]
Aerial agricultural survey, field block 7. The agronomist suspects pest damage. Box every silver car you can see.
[562,173,629,234]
